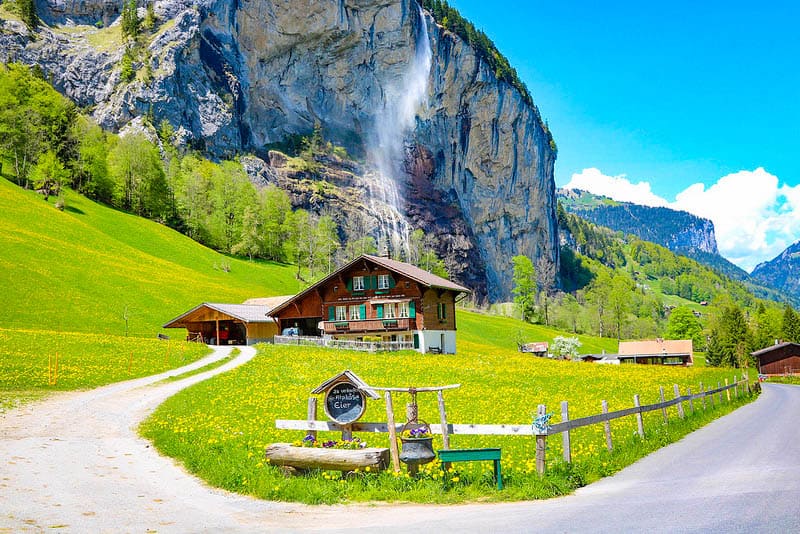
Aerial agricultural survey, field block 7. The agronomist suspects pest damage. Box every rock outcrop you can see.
[2,0,559,301]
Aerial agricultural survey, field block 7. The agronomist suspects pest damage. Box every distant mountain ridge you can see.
[557,188,719,255]
[751,241,800,301]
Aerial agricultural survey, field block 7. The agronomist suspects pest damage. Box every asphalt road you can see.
[2,349,798,533]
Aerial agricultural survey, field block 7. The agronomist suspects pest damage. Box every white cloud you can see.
[563,168,669,207]
[564,167,800,272]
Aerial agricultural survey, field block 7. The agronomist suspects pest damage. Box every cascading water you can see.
[365,3,432,257]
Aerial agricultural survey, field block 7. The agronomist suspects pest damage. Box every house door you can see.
[413,333,419,349]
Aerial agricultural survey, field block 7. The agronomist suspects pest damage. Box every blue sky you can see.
[446,0,800,271]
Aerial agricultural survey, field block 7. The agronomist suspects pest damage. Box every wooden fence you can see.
[273,335,413,352]
[276,374,755,474]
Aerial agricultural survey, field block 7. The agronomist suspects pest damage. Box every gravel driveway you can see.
[2,347,798,533]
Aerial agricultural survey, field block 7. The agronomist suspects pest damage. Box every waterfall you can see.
[365,3,431,257]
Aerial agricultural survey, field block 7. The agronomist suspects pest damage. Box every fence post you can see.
[437,390,451,450]
[307,397,318,441]
[725,379,731,402]
[633,395,644,438]
[561,400,571,463]
[745,374,751,395]
[700,381,706,410]
[384,391,401,472]
[733,375,739,399]
[602,400,613,451]
[659,386,668,424]
[673,384,685,419]
[709,384,715,407]
[687,387,694,414]
[717,381,723,404]
[535,404,547,475]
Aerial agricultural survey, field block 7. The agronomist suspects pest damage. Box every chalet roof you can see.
[163,303,276,328]
[242,295,295,313]
[751,342,800,357]
[269,254,470,316]
[619,339,693,356]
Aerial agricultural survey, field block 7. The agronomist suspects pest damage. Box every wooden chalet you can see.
[269,254,471,354]
[617,339,694,366]
[751,342,800,375]
[162,296,291,345]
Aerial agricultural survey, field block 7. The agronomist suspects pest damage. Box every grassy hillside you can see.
[0,178,302,336]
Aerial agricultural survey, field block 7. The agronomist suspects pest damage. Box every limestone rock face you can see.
[3,0,558,301]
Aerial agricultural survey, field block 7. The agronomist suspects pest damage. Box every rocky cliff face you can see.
[3,0,558,301]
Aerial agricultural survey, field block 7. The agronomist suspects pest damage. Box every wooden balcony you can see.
[322,317,415,334]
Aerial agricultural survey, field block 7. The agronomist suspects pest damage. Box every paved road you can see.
[2,349,798,533]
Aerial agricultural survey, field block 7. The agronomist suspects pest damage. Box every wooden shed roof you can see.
[163,303,276,328]
[751,342,800,357]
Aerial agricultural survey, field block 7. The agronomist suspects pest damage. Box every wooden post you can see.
[700,381,706,410]
[725,379,731,402]
[673,384,684,419]
[745,374,751,395]
[733,375,738,399]
[561,400,571,463]
[437,390,450,450]
[659,386,668,424]
[215,319,220,345]
[709,384,715,407]
[634,395,644,438]
[342,424,353,441]
[535,404,547,475]
[307,397,318,441]
[718,381,723,404]
[384,391,401,472]
[602,400,613,451]
[687,387,694,414]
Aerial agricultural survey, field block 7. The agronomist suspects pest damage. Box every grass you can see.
[140,342,756,504]
[0,328,210,408]
[155,348,240,384]
[765,376,800,385]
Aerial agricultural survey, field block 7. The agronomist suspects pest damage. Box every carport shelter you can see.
[163,303,278,345]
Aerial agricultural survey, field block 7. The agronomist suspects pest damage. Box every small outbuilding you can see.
[751,342,800,375]
[163,296,292,345]
[617,339,694,366]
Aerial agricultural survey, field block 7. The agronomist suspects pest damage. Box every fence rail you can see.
[275,374,757,474]
[274,335,413,352]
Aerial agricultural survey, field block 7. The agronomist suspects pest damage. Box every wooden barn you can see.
[163,296,291,345]
[751,342,800,375]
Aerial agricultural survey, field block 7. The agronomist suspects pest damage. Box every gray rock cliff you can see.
[2,0,558,301]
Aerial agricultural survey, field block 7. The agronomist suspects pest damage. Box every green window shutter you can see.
[346,278,353,291]
[370,276,378,290]
[389,276,396,289]
[376,304,384,319]
[409,300,416,318]
[359,304,366,320]
[442,303,447,319]
[413,333,420,349]
[328,306,335,321]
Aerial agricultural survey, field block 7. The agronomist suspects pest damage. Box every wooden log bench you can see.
[437,448,503,489]
[265,443,389,473]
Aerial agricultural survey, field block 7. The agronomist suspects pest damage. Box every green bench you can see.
[437,448,503,489]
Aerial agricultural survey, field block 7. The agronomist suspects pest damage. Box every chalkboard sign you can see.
[324,381,366,424]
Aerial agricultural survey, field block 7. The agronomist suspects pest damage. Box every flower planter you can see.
[398,437,436,468]
[264,443,389,472]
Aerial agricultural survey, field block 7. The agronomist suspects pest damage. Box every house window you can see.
[385,303,396,319]
[336,306,347,321]
[378,274,391,289]
[398,301,409,318]
[353,276,365,291]
[437,302,447,321]
[350,305,361,321]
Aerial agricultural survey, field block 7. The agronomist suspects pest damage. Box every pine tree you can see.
[16,0,38,31]
[121,0,139,39]
[781,304,800,343]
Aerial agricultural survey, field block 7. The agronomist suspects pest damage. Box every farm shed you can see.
[617,339,694,366]
[751,342,800,375]
[163,297,291,345]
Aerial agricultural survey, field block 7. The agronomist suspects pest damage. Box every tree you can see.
[142,2,156,32]
[121,0,140,39]
[72,117,113,202]
[585,270,612,337]
[15,0,38,31]
[29,151,68,200]
[107,134,169,219]
[260,185,291,261]
[512,255,537,322]
[536,255,556,325]
[551,336,581,360]
[781,304,800,343]
[706,303,751,368]
[664,306,703,347]
[231,204,263,260]
[608,274,632,340]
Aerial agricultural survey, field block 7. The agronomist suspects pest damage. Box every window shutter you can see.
[359,304,366,320]
[376,304,384,319]
[328,306,335,321]
[409,300,416,318]
[370,276,378,290]
[346,278,353,292]
[389,276,396,289]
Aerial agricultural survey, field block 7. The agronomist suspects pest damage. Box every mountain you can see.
[0,0,559,302]
[751,241,800,301]
[558,188,719,255]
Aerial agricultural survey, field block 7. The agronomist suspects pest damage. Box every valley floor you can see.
[1,346,798,533]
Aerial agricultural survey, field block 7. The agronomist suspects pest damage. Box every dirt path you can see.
[2,348,798,533]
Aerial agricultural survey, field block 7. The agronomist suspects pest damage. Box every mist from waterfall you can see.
[365,4,431,257]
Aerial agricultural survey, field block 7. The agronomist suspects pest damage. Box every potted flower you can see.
[398,424,435,468]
